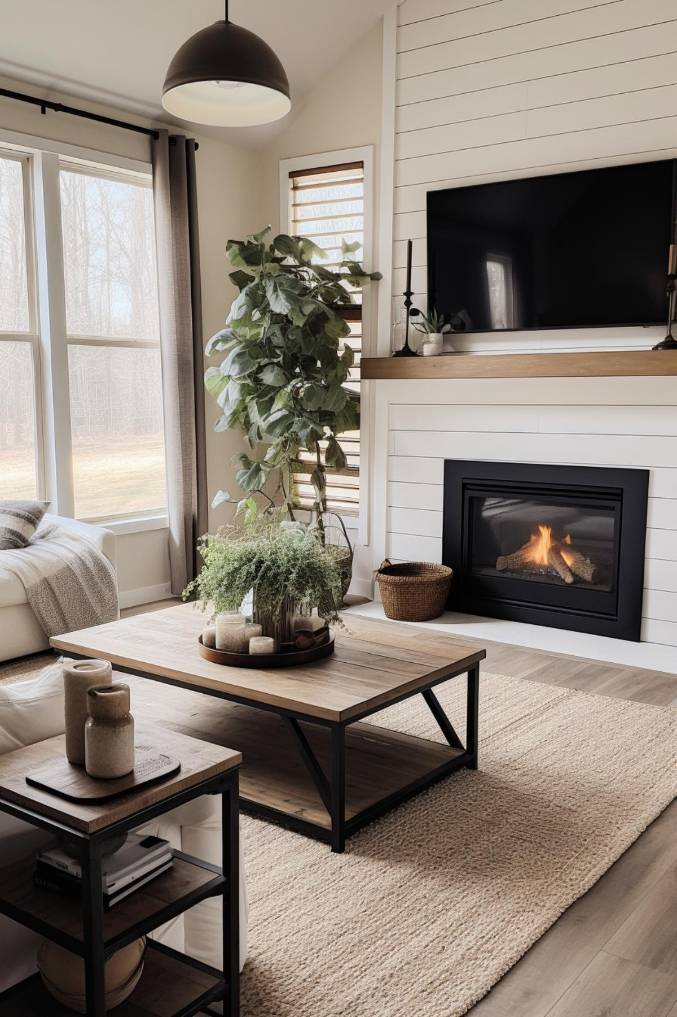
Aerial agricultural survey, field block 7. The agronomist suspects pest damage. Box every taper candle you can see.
[405,238,413,295]
[669,244,677,276]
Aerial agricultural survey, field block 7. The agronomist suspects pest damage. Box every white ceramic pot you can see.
[427,332,444,346]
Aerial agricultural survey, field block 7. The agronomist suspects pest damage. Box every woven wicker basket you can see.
[375,560,453,622]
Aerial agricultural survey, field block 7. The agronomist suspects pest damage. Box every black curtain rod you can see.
[0,87,200,150]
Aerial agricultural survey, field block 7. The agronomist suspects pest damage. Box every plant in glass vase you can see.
[204,226,381,591]
[184,511,344,644]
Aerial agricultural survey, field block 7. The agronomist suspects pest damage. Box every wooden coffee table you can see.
[52,605,485,853]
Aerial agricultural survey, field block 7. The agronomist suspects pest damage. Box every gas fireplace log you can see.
[563,548,595,583]
[547,548,575,584]
[496,542,534,572]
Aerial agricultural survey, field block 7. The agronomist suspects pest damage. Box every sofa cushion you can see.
[0,659,66,754]
[0,660,67,993]
[0,567,29,609]
[0,500,50,550]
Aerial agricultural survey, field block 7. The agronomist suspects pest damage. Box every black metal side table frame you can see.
[0,770,240,1017]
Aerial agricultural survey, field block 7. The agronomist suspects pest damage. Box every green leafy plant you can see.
[184,512,344,630]
[411,307,452,336]
[205,226,381,542]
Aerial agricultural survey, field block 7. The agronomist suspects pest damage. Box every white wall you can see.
[0,81,258,602]
[380,0,677,353]
[367,0,677,648]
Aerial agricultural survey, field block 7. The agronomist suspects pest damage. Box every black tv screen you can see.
[427,160,675,333]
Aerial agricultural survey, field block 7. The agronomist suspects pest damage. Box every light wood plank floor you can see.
[456,636,677,1017]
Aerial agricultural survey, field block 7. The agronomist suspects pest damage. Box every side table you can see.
[0,727,241,1017]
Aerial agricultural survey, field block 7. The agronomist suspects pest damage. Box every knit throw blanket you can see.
[1,524,119,637]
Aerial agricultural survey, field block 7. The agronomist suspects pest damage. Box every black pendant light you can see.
[162,0,291,127]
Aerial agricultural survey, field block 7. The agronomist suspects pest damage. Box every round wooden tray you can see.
[198,631,335,668]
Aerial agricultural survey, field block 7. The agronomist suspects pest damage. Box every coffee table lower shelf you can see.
[0,940,224,1017]
[164,697,473,849]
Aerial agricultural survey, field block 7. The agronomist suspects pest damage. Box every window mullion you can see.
[33,150,75,517]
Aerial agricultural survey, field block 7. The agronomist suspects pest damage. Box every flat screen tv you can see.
[427,160,676,333]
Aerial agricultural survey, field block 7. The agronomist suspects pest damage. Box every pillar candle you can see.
[202,624,217,649]
[244,623,263,643]
[249,636,277,655]
[216,614,248,652]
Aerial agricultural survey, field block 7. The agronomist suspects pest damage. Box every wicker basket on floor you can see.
[374,560,453,622]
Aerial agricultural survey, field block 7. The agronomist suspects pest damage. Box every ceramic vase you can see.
[63,659,113,766]
[85,684,135,779]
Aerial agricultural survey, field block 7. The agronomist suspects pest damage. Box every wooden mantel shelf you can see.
[361,350,677,380]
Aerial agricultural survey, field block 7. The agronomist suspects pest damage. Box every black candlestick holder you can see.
[393,287,419,357]
[653,271,677,350]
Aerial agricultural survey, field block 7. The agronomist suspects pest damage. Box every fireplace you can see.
[442,461,649,640]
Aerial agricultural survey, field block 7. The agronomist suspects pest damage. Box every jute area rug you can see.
[3,658,675,1016]
[239,670,675,1017]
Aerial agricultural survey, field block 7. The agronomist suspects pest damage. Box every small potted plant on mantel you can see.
[204,226,381,595]
[412,308,452,356]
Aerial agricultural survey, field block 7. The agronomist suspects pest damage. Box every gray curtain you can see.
[152,130,208,595]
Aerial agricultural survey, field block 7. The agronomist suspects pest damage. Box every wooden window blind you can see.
[288,162,364,514]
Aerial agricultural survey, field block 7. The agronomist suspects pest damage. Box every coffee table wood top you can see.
[0,725,241,833]
[52,604,485,723]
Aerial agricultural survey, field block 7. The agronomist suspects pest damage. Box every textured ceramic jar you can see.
[63,659,113,765]
[84,684,135,779]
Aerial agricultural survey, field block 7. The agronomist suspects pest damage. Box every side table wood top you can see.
[0,726,241,833]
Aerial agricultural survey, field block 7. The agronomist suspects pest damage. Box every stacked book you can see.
[35,833,173,909]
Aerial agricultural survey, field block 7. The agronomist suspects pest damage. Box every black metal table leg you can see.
[81,838,106,1016]
[467,664,480,769]
[223,774,240,1017]
[422,687,464,749]
[330,726,346,853]
[286,718,332,813]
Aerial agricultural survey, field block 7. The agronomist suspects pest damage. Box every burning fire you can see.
[525,525,575,568]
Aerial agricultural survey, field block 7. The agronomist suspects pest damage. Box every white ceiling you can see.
[0,0,391,145]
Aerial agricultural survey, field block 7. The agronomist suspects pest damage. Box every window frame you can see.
[279,146,375,548]
[0,129,168,533]
[0,149,45,503]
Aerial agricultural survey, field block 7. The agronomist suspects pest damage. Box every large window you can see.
[60,167,165,520]
[0,154,39,500]
[284,157,368,515]
[0,145,166,524]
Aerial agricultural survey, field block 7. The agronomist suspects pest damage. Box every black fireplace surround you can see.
[442,461,649,640]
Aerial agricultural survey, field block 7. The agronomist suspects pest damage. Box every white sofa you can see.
[0,661,248,993]
[0,514,118,663]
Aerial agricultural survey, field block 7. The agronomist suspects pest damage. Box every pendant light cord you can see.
[225,0,229,21]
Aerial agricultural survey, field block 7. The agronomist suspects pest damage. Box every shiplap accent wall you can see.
[370,377,677,646]
[370,0,677,646]
[388,0,677,352]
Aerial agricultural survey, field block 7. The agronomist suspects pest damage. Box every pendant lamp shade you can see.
[162,20,291,127]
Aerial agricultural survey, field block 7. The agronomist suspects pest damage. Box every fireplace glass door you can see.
[468,494,619,593]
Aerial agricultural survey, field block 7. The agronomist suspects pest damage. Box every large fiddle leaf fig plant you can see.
[206,227,381,541]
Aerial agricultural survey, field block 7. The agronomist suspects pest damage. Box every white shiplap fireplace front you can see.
[366,373,677,671]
